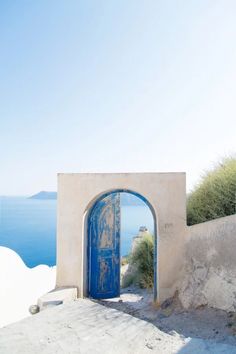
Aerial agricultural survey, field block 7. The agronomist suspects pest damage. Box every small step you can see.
[37,287,77,311]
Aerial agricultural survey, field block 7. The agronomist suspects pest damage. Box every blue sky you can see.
[0,1,236,195]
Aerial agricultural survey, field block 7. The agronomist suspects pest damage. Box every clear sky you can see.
[1,0,236,195]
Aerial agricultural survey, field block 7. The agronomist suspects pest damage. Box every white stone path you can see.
[0,299,236,354]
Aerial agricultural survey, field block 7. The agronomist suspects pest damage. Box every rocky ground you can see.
[98,286,236,348]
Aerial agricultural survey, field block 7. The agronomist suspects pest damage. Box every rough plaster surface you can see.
[180,215,236,311]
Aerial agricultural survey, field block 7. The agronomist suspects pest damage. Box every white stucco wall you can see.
[56,173,187,302]
[180,214,236,311]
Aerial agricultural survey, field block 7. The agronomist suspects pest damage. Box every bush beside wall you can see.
[187,157,236,225]
[130,234,154,289]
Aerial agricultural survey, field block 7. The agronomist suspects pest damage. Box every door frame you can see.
[86,189,158,302]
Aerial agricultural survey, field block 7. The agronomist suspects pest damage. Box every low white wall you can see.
[0,247,56,327]
[179,214,236,311]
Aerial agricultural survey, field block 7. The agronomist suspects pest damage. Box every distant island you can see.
[29,191,57,200]
[29,191,144,205]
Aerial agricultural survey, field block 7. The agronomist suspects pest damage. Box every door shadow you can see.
[94,287,236,347]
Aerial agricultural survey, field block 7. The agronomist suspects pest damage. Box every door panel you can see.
[88,193,120,299]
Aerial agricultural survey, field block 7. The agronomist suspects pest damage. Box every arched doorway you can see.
[87,189,158,301]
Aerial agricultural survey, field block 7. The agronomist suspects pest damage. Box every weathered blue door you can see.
[88,193,120,299]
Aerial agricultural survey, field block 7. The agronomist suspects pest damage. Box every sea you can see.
[0,196,154,268]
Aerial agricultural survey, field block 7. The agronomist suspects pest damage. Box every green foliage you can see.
[131,234,154,288]
[187,157,236,225]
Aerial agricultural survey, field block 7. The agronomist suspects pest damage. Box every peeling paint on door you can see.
[88,193,120,299]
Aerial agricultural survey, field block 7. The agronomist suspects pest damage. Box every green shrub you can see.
[130,234,154,288]
[187,156,236,225]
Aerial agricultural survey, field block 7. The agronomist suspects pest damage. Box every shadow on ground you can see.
[95,286,236,348]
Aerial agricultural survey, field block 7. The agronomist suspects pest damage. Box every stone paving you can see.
[0,299,236,353]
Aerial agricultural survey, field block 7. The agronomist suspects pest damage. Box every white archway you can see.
[56,172,187,303]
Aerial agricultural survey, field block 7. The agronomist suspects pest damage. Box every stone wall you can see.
[179,214,236,311]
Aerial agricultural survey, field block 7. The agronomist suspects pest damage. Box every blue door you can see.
[88,193,120,299]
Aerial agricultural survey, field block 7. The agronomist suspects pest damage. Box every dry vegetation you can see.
[187,156,236,225]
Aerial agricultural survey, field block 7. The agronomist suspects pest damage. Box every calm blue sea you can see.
[0,197,154,268]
